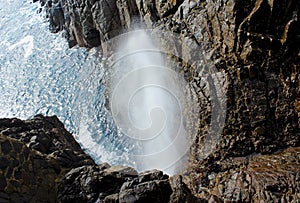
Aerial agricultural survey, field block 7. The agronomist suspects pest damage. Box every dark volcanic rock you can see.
[1,116,189,203]
[170,175,204,203]
[188,147,300,201]
[0,115,95,202]
[0,115,94,167]
[118,170,172,203]
[58,164,138,203]
[0,115,299,202]
[0,135,59,202]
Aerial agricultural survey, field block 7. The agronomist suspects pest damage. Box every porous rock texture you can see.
[1,0,299,202]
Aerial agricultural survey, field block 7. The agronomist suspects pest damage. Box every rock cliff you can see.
[0,116,299,202]
[44,0,299,161]
[0,0,299,202]
[0,116,200,202]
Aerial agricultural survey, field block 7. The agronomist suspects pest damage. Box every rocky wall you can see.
[44,0,299,160]
[2,0,298,201]
[0,116,299,202]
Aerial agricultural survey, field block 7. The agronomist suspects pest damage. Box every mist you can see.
[109,30,192,175]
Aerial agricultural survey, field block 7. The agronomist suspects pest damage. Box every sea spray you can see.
[0,0,133,168]
[108,30,194,175]
[0,0,227,175]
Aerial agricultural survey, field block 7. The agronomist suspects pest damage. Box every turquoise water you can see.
[0,0,133,166]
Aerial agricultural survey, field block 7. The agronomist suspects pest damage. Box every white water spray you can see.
[109,30,192,175]
[8,35,34,59]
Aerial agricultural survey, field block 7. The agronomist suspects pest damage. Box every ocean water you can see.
[0,0,133,166]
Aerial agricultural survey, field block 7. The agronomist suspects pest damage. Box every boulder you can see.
[0,115,95,167]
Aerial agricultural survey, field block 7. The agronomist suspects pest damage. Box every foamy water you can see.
[0,0,134,167]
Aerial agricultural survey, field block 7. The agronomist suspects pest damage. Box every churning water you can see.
[0,0,201,175]
[0,0,134,166]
